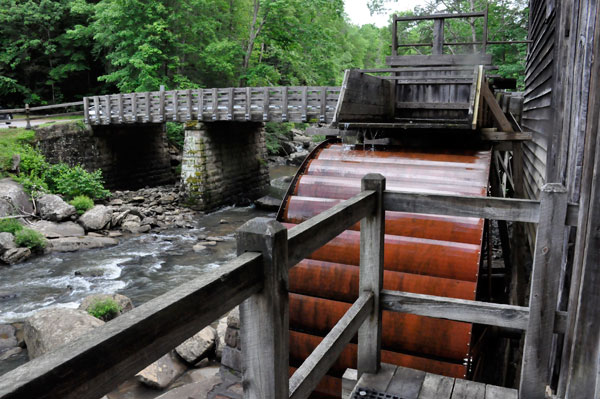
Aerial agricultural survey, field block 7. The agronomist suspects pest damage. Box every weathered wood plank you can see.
[386,366,426,399]
[186,89,192,121]
[451,379,486,399]
[386,54,493,67]
[211,88,218,121]
[397,102,470,110]
[357,175,385,377]
[118,94,124,123]
[83,97,89,124]
[301,86,308,122]
[159,89,165,122]
[172,91,179,122]
[289,292,374,399]
[145,92,152,122]
[417,373,454,399]
[383,191,541,223]
[481,82,514,132]
[237,218,289,399]
[484,385,518,399]
[341,368,357,399]
[263,87,269,121]
[520,184,568,399]
[354,363,397,394]
[0,252,263,399]
[480,131,532,141]
[287,190,376,268]
[92,96,99,124]
[282,86,288,121]
[196,89,203,121]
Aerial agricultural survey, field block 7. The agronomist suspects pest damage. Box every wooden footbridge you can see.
[1,6,599,399]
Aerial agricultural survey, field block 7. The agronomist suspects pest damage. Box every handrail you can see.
[0,252,263,399]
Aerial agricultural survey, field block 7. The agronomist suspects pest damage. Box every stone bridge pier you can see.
[181,122,270,211]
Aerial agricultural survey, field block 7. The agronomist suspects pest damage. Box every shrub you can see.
[70,195,94,215]
[49,164,110,200]
[166,122,185,150]
[0,219,23,234]
[265,122,294,155]
[13,172,48,194]
[14,228,46,251]
[87,299,121,321]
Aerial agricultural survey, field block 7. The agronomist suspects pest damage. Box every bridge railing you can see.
[0,174,580,399]
[0,101,84,129]
[84,86,341,125]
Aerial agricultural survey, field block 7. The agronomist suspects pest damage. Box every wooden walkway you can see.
[83,86,340,125]
[348,364,517,399]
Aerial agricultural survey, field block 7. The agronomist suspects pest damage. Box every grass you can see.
[0,128,36,177]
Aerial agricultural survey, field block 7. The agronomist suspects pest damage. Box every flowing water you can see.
[0,165,298,376]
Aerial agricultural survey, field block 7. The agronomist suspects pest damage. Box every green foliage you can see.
[312,135,326,142]
[14,228,46,251]
[166,122,185,150]
[49,165,110,200]
[265,122,293,155]
[0,219,24,234]
[70,195,94,215]
[87,299,122,321]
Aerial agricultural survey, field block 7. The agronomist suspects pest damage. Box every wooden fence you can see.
[0,174,582,399]
[83,86,341,125]
[0,102,84,129]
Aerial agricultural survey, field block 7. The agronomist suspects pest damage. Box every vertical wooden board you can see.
[186,89,192,121]
[282,86,288,121]
[118,93,124,123]
[212,88,218,121]
[83,97,90,125]
[301,86,308,122]
[320,87,327,122]
[417,373,454,399]
[159,90,165,122]
[172,90,179,122]
[245,87,252,121]
[145,92,151,122]
[93,96,99,124]
[386,366,426,399]
[104,95,111,124]
[227,88,233,120]
[197,89,203,121]
[263,87,269,121]
[450,379,486,399]
[342,369,358,399]
[484,385,517,399]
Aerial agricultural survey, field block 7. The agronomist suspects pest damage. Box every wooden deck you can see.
[348,364,517,399]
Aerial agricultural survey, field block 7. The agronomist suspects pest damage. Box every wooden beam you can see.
[289,292,373,399]
[287,190,376,268]
[481,82,514,132]
[83,97,89,125]
[432,19,444,55]
[471,66,483,129]
[520,184,568,399]
[384,191,541,223]
[237,218,289,399]
[480,131,532,141]
[358,175,385,377]
[386,54,492,67]
[0,253,263,399]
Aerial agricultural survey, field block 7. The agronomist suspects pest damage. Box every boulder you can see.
[154,367,222,399]
[24,308,104,359]
[79,293,134,317]
[288,150,309,166]
[227,307,240,329]
[79,205,112,231]
[0,324,17,351]
[254,195,281,211]
[111,210,130,227]
[192,244,206,252]
[136,351,188,389]
[1,247,31,265]
[0,199,14,218]
[0,346,22,361]
[215,316,228,359]
[48,236,118,252]
[30,220,84,239]
[0,232,16,255]
[35,194,76,222]
[0,178,33,214]
[175,326,216,364]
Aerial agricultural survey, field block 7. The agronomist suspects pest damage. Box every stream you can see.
[0,165,298,376]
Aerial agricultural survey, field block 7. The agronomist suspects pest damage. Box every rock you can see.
[160,194,176,205]
[48,236,118,252]
[109,199,124,206]
[0,324,17,350]
[227,307,240,329]
[0,178,33,214]
[30,220,84,239]
[11,322,25,347]
[35,194,76,222]
[141,216,157,226]
[192,244,207,252]
[278,140,296,156]
[130,196,145,203]
[79,293,134,317]
[0,292,18,301]
[108,231,123,237]
[154,367,222,399]
[24,308,104,359]
[136,351,187,389]
[87,232,104,237]
[175,326,216,364]
[215,316,228,359]
[1,247,31,264]
[219,219,227,224]
[0,232,16,255]
[224,327,239,349]
[79,205,113,231]
[0,199,14,218]
[288,150,309,166]
[0,346,22,360]
[111,210,130,227]
[154,206,165,214]
[205,236,224,242]
[254,195,281,211]
[270,176,293,197]
[221,346,242,371]
[202,241,217,246]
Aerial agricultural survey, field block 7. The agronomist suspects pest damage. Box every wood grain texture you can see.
[451,379,486,399]
[387,366,426,399]
[417,373,454,399]
[0,252,263,399]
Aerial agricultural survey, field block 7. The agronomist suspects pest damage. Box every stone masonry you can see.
[35,122,175,190]
[181,122,269,211]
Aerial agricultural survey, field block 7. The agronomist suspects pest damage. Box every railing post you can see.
[236,217,289,399]
[520,183,568,398]
[357,174,386,377]
[25,103,31,129]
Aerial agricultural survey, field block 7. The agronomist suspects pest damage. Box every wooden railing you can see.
[0,174,579,399]
[83,86,341,125]
[0,102,84,129]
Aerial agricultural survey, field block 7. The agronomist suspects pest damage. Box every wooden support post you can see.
[282,86,288,122]
[236,218,289,399]
[227,88,234,121]
[245,87,251,121]
[301,87,308,122]
[104,95,111,124]
[159,88,165,122]
[482,5,488,53]
[212,88,218,121]
[197,89,203,121]
[481,81,514,132]
[118,94,124,123]
[145,92,151,122]
[93,96,99,125]
[263,87,269,121]
[25,104,31,129]
[320,87,327,123]
[392,15,398,56]
[433,19,444,55]
[83,97,89,125]
[520,184,568,399]
[172,91,179,122]
[131,93,137,123]
[186,89,192,121]
[357,174,385,377]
